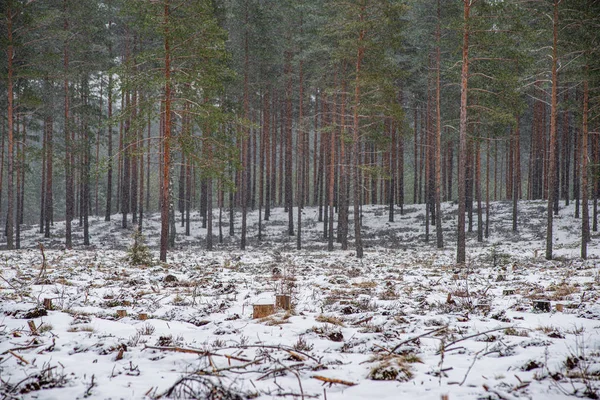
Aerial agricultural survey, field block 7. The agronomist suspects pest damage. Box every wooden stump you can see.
[138,313,148,321]
[117,309,127,318]
[27,320,38,335]
[503,289,515,296]
[43,298,53,310]
[253,304,274,319]
[275,294,291,311]
[533,300,551,313]
[555,303,564,312]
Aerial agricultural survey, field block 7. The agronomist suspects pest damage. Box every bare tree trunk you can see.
[485,135,490,238]
[64,0,73,249]
[434,2,443,248]
[45,115,53,237]
[0,121,4,233]
[105,73,113,221]
[352,9,366,259]
[513,115,520,232]
[160,0,172,262]
[581,75,589,259]
[297,55,304,250]
[457,0,471,264]
[545,0,559,261]
[475,140,483,242]
[389,117,395,223]
[413,106,418,204]
[285,49,294,236]
[5,5,15,250]
[240,3,249,249]
[207,143,213,250]
[264,89,271,221]
[562,89,570,206]
[328,74,337,251]
[40,117,47,234]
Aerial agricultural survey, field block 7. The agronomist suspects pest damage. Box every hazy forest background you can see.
[1,0,600,262]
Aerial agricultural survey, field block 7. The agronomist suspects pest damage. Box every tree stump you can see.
[533,300,551,312]
[43,298,53,310]
[27,320,38,335]
[138,313,148,320]
[275,294,291,311]
[117,309,127,318]
[253,304,274,319]
[555,303,564,312]
[503,289,515,296]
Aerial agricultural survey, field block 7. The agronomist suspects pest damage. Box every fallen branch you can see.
[311,375,356,387]
[352,316,373,326]
[143,345,251,362]
[8,350,29,365]
[390,326,448,354]
[218,344,321,364]
[441,327,516,353]
[2,344,44,354]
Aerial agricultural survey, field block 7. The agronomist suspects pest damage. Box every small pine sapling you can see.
[127,228,153,266]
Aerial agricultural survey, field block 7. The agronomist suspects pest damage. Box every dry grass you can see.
[352,281,378,289]
[315,314,345,326]
[261,312,292,326]
[368,353,421,382]
[67,325,95,333]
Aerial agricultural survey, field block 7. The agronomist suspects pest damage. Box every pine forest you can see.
[1,1,600,399]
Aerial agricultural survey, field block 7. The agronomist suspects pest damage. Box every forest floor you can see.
[1,200,600,400]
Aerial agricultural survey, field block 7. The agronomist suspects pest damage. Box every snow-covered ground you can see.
[1,200,599,399]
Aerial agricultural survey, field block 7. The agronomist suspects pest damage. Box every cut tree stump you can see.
[503,289,515,296]
[555,303,564,312]
[43,298,53,310]
[27,320,38,335]
[275,294,291,311]
[253,304,274,319]
[117,309,127,318]
[533,300,551,313]
[138,313,148,320]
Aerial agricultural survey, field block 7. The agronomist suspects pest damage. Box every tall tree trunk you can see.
[264,89,271,221]
[240,5,249,250]
[512,115,520,232]
[328,77,336,251]
[545,0,559,261]
[15,116,21,249]
[389,118,395,223]
[121,89,131,229]
[475,140,483,242]
[82,77,91,246]
[413,106,418,204]
[64,0,73,249]
[485,135,490,238]
[0,121,4,233]
[435,2,443,248]
[285,50,294,236]
[207,143,213,250]
[160,0,172,262]
[45,115,54,238]
[297,56,304,250]
[105,73,113,221]
[352,9,366,259]
[562,89,570,206]
[6,5,15,250]
[138,109,146,232]
[457,0,471,264]
[581,75,589,259]
[40,117,47,234]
